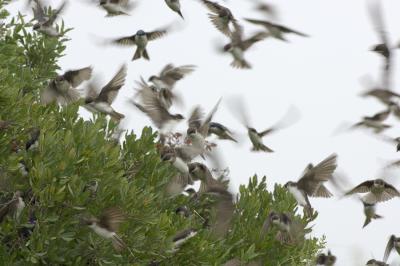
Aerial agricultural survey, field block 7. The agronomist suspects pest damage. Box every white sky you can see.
[7,0,400,265]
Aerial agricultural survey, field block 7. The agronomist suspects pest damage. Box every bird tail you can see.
[276,231,291,244]
[142,49,150,60]
[224,133,237,143]
[132,48,142,60]
[252,144,273,152]
[231,59,251,69]
[112,234,126,252]
[363,214,383,228]
[111,111,125,121]
[177,10,184,19]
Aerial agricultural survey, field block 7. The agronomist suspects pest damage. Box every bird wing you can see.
[241,31,269,51]
[146,29,168,41]
[313,184,333,198]
[63,66,93,88]
[384,182,400,197]
[40,81,58,104]
[32,0,46,23]
[199,98,222,136]
[98,207,125,232]
[345,180,375,195]
[201,0,225,14]
[113,35,137,46]
[274,24,309,37]
[44,0,67,27]
[302,153,338,182]
[383,235,395,262]
[159,64,196,88]
[244,18,270,28]
[188,106,204,129]
[97,64,127,104]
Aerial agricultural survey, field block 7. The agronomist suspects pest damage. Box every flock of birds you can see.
[1,0,400,265]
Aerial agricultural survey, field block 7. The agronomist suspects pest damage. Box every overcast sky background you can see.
[7,0,400,264]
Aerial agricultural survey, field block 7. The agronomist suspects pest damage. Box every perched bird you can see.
[26,127,40,151]
[261,211,304,244]
[284,154,337,216]
[41,66,92,105]
[175,206,190,218]
[112,28,168,60]
[32,0,67,37]
[345,179,400,204]
[172,228,197,250]
[316,250,336,265]
[365,259,388,266]
[362,200,382,228]
[222,29,268,69]
[18,160,29,177]
[132,78,184,131]
[161,152,189,174]
[98,0,136,17]
[208,122,237,142]
[383,235,400,262]
[0,191,25,223]
[165,0,184,19]
[81,207,126,251]
[244,18,308,41]
[200,0,241,37]
[84,64,126,121]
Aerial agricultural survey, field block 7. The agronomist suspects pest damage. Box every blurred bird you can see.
[81,207,126,251]
[84,64,126,121]
[200,0,241,37]
[26,127,40,151]
[175,206,190,217]
[362,200,382,228]
[316,250,336,265]
[161,152,189,174]
[32,0,67,37]
[18,160,29,177]
[352,109,392,133]
[383,235,400,263]
[365,259,388,266]
[172,228,197,250]
[0,191,25,223]
[244,18,308,41]
[345,179,400,204]
[284,154,338,216]
[253,2,277,19]
[261,211,304,244]
[41,66,92,105]
[188,162,225,192]
[221,29,268,69]
[0,120,15,130]
[165,0,184,19]
[132,78,185,131]
[208,122,237,142]
[83,180,99,198]
[97,0,136,17]
[112,28,168,60]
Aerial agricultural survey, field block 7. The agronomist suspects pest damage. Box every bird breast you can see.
[248,130,262,147]
[288,186,308,206]
[135,35,148,48]
[90,224,114,239]
[231,47,244,60]
[173,157,189,174]
[93,102,114,113]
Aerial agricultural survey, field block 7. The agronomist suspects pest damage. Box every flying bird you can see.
[345,179,400,204]
[244,18,308,41]
[221,29,268,69]
[362,200,382,228]
[284,154,338,216]
[316,250,336,265]
[112,28,168,60]
[0,191,25,223]
[261,211,305,244]
[383,235,400,263]
[97,0,136,17]
[84,64,126,121]
[32,0,67,37]
[352,109,392,133]
[41,66,92,105]
[81,207,126,251]
[208,122,237,142]
[165,0,184,19]
[365,259,388,266]
[200,0,241,37]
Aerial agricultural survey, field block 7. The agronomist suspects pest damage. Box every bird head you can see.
[137,30,146,36]
[79,216,96,226]
[32,23,40,30]
[373,179,385,188]
[186,127,197,136]
[161,152,175,163]
[284,181,295,188]
[223,44,232,52]
[84,97,94,104]
[173,114,185,120]
[248,127,257,133]
[148,76,157,82]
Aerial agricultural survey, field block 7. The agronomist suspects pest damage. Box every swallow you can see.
[149,64,196,91]
[345,179,400,204]
[316,250,336,265]
[32,0,67,37]
[165,0,184,19]
[366,259,388,266]
[98,0,136,17]
[172,228,198,250]
[112,28,167,60]
[26,127,40,151]
[188,162,226,192]
[244,18,308,41]
[208,122,237,142]
[187,99,221,152]
[84,64,126,121]
[18,160,29,177]
[361,87,400,105]
[362,200,382,228]
[175,206,190,217]
[284,154,337,216]
[383,235,400,262]
[200,0,241,37]
[161,152,189,174]
[0,191,25,223]
[352,111,391,133]
[254,2,277,18]
[261,211,304,244]
[222,29,268,69]
[132,78,184,131]
[41,66,92,105]
[81,207,126,251]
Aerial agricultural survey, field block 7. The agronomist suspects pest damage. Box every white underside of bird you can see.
[135,35,148,49]
[288,186,308,206]
[38,26,59,37]
[173,157,189,174]
[173,231,197,248]
[89,223,115,239]
[15,197,25,220]
[88,102,114,114]
[102,3,127,15]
